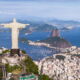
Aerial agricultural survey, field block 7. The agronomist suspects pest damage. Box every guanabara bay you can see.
[0,0,80,80]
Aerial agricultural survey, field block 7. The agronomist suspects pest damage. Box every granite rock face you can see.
[51,29,60,37]
[38,54,80,80]
[39,29,72,48]
[40,37,72,48]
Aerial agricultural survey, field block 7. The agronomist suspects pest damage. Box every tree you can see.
[39,74,52,80]
[5,64,22,73]
[23,56,39,74]
[0,68,3,80]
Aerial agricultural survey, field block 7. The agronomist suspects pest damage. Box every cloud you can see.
[0,0,80,1]
[0,11,16,15]
[0,0,80,3]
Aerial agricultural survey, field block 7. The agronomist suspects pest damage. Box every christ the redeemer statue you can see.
[1,18,29,56]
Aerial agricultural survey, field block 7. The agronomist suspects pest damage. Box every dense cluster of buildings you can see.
[37,53,80,80]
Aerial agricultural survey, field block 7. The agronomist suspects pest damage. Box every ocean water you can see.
[61,27,80,47]
[0,27,80,60]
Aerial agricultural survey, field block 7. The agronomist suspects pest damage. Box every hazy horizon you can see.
[0,0,80,21]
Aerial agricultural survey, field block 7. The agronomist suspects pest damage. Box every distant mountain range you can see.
[20,19,80,33]
[0,18,80,33]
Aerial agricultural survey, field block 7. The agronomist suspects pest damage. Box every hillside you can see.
[37,53,80,80]
[39,37,72,48]
[0,49,52,80]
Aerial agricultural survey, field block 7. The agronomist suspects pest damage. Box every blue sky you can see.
[0,0,80,21]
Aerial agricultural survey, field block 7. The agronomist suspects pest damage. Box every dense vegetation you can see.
[5,56,38,74]
[38,74,52,80]
[23,56,38,74]
[9,78,15,80]
[5,64,22,73]
[23,56,52,80]
[5,52,52,80]
[21,50,26,54]
[0,68,3,80]
[40,37,71,48]
[2,50,10,54]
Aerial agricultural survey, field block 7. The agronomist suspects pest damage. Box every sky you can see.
[0,0,80,21]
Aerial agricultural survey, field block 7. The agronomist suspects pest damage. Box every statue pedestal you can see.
[11,49,20,56]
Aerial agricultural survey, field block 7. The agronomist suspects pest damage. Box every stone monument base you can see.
[11,49,20,56]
